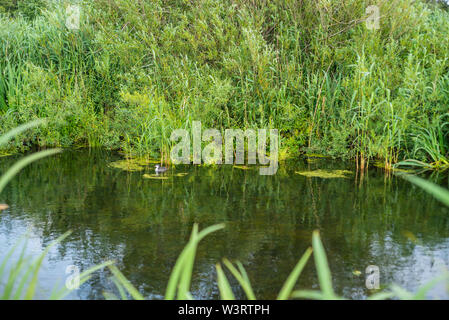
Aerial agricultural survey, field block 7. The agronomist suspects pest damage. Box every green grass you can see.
[2,0,449,300]
[0,0,449,167]
[0,119,62,193]
[164,223,225,300]
[395,114,449,171]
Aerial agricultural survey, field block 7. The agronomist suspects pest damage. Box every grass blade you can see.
[0,119,47,147]
[165,224,224,300]
[24,231,71,300]
[312,230,336,299]
[216,263,235,300]
[400,174,449,207]
[389,284,414,300]
[291,290,325,300]
[177,225,199,299]
[412,273,449,300]
[0,148,62,194]
[222,259,256,300]
[108,265,145,300]
[50,261,115,300]
[277,247,313,300]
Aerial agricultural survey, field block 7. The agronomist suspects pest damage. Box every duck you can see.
[155,164,168,174]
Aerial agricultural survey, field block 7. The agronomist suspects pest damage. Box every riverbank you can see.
[1,0,449,168]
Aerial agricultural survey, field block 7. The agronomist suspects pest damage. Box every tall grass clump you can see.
[1,0,449,167]
[395,114,449,170]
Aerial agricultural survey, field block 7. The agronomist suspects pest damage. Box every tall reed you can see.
[1,1,449,167]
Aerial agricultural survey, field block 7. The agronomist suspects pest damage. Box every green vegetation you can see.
[2,0,449,301]
[295,169,353,179]
[0,0,449,168]
[395,114,449,171]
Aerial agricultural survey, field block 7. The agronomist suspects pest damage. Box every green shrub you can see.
[1,0,449,166]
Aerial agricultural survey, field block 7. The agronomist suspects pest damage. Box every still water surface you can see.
[1,149,449,299]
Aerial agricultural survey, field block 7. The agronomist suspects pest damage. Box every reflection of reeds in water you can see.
[0,122,112,299]
[2,134,449,299]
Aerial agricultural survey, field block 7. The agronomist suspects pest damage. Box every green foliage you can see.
[396,114,449,170]
[17,0,46,19]
[0,0,46,19]
[1,0,449,165]
[0,0,17,13]
[164,223,225,300]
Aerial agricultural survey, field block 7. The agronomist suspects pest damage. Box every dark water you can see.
[1,149,449,299]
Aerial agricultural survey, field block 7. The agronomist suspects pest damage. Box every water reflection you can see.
[0,149,449,299]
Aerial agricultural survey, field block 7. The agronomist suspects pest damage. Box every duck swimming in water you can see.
[155,164,168,174]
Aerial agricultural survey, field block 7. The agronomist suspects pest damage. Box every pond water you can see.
[1,149,449,299]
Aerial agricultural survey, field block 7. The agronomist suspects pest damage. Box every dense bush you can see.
[1,0,449,166]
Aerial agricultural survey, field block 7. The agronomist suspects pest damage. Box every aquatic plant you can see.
[142,174,169,180]
[395,115,449,171]
[295,169,353,179]
[108,160,145,172]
